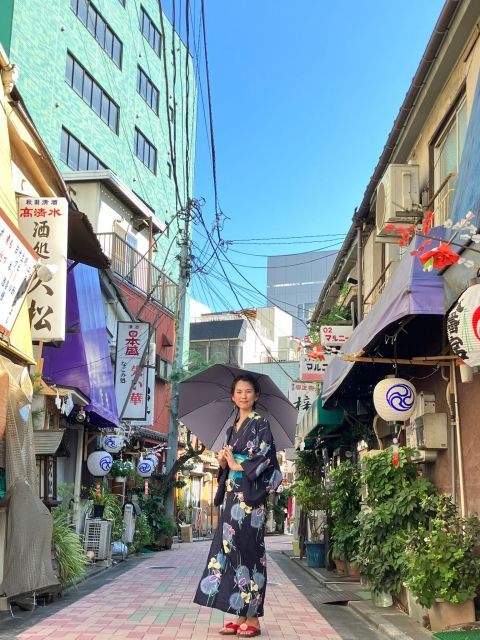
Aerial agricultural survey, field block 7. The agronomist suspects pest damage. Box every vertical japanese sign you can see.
[18,197,68,341]
[0,208,38,335]
[288,381,318,424]
[131,340,156,426]
[115,321,150,420]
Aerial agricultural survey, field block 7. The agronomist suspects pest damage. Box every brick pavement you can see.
[18,536,340,640]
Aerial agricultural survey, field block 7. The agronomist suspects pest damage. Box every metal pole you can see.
[164,202,192,514]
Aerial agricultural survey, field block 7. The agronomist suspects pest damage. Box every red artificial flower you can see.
[418,243,460,269]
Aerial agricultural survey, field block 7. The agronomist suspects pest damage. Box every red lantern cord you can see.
[392,436,399,469]
[96,481,101,499]
[144,480,149,495]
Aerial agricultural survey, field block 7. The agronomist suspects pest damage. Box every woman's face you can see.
[232,380,259,412]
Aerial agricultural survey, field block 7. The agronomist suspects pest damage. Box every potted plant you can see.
[292,478,330,567]
[110,459,135,482]
[156,514,177,549]
[329,460,361,576]
[405,494,480,632]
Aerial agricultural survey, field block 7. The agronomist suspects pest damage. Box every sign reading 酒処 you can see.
[115,321,150,420]
[0,208,38,336]
[18,197,68,341]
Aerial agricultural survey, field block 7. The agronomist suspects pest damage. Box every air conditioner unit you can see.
[84,519,112,562]
[375,164,420,242]
[410,449,438,464]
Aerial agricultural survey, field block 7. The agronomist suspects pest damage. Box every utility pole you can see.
[164,200,193,514]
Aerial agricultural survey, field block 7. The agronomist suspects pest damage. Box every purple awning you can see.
[42,264,119,427]
[322,230,445,405]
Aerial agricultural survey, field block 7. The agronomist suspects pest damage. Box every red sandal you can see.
[219,622,240,635]
[237,623,261,637]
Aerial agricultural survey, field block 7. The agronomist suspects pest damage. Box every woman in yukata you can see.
[193,373,281,638]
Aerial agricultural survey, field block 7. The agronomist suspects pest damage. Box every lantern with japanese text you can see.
[447,283,480,368]
[102,434,124,454]
[373,377,416,422]
[87,451,113,477]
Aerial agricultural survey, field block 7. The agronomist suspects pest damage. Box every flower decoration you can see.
[307,344,325,360]
[418,243,460,271]
[208,556,221,570]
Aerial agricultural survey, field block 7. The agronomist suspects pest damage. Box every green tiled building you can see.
[0,0,196,282]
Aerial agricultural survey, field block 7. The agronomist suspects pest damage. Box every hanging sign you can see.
[18,197,68,341]
[115,321,150,420]
[0,208,38,335]
[320,325,353,354]
[130,340,156,427]
[447,283,480,367]
[288,381,318,423]
[300,353,334,381]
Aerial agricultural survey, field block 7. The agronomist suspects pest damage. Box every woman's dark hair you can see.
[230,373,261,396]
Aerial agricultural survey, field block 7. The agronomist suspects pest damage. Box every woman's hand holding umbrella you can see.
[217,448,227,469]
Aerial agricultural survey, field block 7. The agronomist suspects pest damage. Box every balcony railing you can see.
[430,172,457,227]
[97,233,177,313]
[363,260,399,313]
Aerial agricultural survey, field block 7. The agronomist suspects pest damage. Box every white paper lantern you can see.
[137,457,154,478]
[102,434,124,454]
[144,454,158,469]
[373,377,416,422]
[447,283,480,367]
[87,451,113,476]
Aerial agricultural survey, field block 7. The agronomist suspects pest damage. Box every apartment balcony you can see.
[363,260,399,314]
[97,233,177,313]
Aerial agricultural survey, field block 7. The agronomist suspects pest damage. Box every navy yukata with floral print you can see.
[193,412,281,617]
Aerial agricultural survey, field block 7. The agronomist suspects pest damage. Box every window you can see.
[134,128,157,174]
[137,66,159,114]
[60,128,106,171]
[70,0,123,68]
[65,53,119,133]
[140,6,162,57]
[155,355,172,380]
[432,95,467,223]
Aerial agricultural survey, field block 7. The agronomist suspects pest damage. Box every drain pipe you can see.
[444,370,456,506]
[450,361,466,516]
[356,220,364,323]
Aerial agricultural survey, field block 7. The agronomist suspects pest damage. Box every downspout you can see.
[442,366,456,505]
[450,361,466,516]
[356,220,364,323]
[73,428,85,533]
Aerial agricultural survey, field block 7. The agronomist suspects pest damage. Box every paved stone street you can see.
[7,536,346,640]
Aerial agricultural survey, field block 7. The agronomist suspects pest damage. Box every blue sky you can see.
[189,0,445,310]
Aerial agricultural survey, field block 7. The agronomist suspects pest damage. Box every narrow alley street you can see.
[0,537,382,640]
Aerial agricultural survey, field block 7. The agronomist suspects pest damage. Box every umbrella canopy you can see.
[178,364,297,451]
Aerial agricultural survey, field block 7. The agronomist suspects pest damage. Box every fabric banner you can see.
[115,322,150,420]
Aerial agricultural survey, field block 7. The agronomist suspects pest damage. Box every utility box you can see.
[411,413,448,450]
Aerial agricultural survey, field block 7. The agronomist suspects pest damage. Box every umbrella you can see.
[178,364,298,451]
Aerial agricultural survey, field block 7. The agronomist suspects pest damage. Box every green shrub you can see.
[405,494,480,608]
[329,461,361,561]
[131,513,152,552]
[51,509,86,586]
[355,448,437,595]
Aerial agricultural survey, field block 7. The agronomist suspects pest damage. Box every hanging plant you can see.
[110,459,135,478]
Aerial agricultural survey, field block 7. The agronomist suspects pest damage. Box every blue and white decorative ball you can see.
[373,377,416,422]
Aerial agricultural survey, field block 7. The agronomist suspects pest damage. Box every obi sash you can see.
[228,453,248,480]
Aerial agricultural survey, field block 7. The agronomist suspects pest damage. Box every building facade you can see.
[0,0,196,284]
[267,250,338,340]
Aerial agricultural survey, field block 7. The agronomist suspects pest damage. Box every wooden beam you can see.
[342,354,457,366]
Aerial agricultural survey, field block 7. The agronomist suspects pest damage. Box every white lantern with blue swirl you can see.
[373,377,416,422]
[102,434,124,454]
[137,457,154,478]
[87,451,113,477]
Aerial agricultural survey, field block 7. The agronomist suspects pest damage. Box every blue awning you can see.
[322,231,445,405]
[443,74,480,307]
[42,264,119,427]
